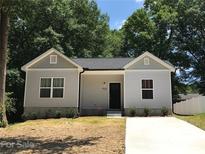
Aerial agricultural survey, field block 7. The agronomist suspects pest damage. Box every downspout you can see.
[78,69,85,115]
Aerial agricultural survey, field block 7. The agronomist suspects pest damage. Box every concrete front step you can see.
[106,110,122,117]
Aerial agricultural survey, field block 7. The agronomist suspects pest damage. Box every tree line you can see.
[0,0,204,125]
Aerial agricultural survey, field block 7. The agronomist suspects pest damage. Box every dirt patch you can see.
[0,117,125,154]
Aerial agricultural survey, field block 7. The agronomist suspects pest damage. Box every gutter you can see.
[78,69,85,114]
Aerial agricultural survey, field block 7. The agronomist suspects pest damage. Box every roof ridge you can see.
[71,57,134,59]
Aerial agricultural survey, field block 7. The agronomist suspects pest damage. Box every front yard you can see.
[175,113,205,130]
[0,117,125,154]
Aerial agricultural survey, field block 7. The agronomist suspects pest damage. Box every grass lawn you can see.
[0,117,125,154]
[175,113,205,131]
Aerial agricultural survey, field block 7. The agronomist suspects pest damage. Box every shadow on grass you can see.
[0,136,102,153]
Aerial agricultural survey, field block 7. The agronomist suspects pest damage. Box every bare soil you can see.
[0,117,125,154]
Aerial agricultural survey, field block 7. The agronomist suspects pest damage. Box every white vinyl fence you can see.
[174,96,205,115]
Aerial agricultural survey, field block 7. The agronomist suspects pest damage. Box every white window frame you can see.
[144,57,150,65]
[39,77,65,99]
[50,55,57,64]
[141,79,154,100]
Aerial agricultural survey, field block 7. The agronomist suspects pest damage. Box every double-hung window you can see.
[142,80,153,99]
[40,78,64,98]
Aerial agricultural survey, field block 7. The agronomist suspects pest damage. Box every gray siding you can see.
[124,70,172,110]
[80,74,123,109]
[30,53,77,69]
[127,56,167,70]
[24,70,79,107]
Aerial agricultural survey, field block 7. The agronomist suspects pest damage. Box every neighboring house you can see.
[21,48,175,116]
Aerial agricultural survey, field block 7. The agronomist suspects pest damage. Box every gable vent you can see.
[50,55,57,64]
[144,58,150,65]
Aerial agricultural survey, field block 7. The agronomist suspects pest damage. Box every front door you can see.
[109,83,121,110]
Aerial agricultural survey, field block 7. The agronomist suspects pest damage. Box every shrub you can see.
[66,108,78,118]
[161,107,169,116]
[44,110,51,119]
[5,92,16,115]
[144,108,150,117]
[30,112,38,120]
[21,113,27,121]
[128,108,136,117]
[0,121,7,128]
[55,111,61,118]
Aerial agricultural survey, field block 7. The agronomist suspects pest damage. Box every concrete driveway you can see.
[126,117,205,154]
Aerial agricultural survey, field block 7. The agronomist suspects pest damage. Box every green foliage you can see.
[122,9,156,57]
[0,120,7,128]
[22,112,38,120]
[161,107,169,116]
[5,92,16,115]
[6,0,111,122]
[55,111,61,118]
[66,108,78,118]
[128,108,137,117]
[102,30,123,57]
[6,69,24,122]
[30,112,38,120]
[144,108,150,117]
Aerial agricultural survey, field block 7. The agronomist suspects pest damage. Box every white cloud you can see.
[135,0,144,3]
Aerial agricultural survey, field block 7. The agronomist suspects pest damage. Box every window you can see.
[50,55,57,64]
[144,58,150,65]
[40,78,64,98]
[142,80,153,99]
[53,78,64,98]
[40,78,51,98]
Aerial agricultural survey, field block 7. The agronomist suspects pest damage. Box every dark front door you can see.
[109,83,121,109]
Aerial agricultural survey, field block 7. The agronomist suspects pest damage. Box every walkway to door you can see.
[126,117,205,154]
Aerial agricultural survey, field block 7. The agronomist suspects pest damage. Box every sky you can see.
[96,0,144,29]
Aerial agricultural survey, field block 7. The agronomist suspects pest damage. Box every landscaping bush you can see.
[21,113,27,121]
[66,108,79,118]
[144,108,150,117]
[44,109,53,119]
[128,108,136,117]
[31,112,38,120]
[55,111,61,118]
[161,107,169,116]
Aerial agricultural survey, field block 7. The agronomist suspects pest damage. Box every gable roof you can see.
[72,58,134,70]
[21,48,175,71]
[123,51,175,72]
[21,48,82,71]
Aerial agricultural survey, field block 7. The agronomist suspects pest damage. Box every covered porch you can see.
[80,71,124,115]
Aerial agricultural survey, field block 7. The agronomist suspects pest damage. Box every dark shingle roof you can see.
[72,58,134,70]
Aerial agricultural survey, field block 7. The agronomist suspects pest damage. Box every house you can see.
[21,48,175,116]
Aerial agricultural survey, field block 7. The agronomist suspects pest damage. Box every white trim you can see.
[82,70,124,75]
[23,71,28,107]
[125,69,171,72]
[140,79,154,101]
[27,68,81,71]
[39,77,65,99]
[21,48,82,71]
[50,55,57,64]
[123,51,175,72]
[108,82,122,110]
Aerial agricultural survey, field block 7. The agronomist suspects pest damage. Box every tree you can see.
[0,0,10,126]
[121,9,156,57]
[101,30,123,57]
[6,0,111,122]
[174,0,205,95]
